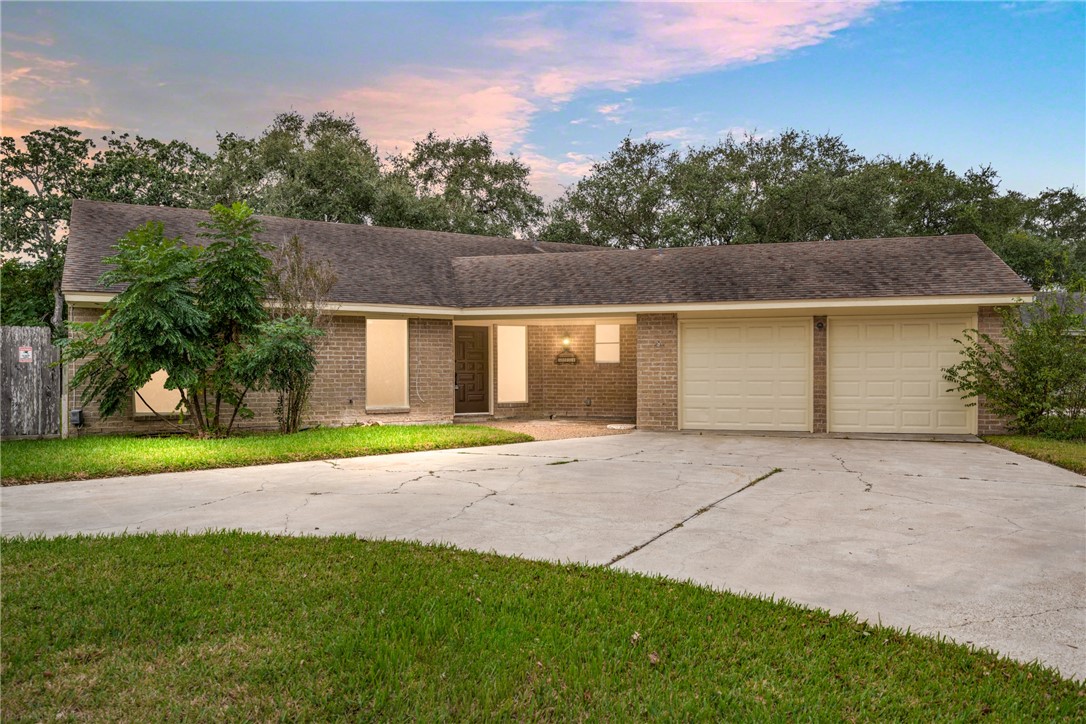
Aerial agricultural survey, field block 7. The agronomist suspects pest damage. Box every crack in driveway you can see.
[607,468,782,566]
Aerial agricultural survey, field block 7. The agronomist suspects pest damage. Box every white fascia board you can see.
[62,292,1032,316]
[63,292,114,306]
[452,294,1032,317]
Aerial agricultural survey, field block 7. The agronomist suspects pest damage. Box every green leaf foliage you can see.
[0,258,57,327]
[236,315,323,404]
[197,202,271,338]
[206,113,543,238]
[2,126,210,331]
[540,131,1086,289]
[58,203,297,437]
[58,222,208,419]
[82,131,210,208]
[206,111,382,225]
[944,287,1086,438]
[378,131,544,237]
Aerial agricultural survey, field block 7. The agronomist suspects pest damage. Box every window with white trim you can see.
[366,319,409,409]
[134,369,183,417]
[497,325,528,403]
[595,324,620,363]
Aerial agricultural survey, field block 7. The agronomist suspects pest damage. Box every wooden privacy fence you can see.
[1,326,61,438]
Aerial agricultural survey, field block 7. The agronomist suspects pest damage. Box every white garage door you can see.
[828,315,974,434]
[681,319,810,431]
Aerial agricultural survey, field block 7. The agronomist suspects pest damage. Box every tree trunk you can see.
[51,280,64,337]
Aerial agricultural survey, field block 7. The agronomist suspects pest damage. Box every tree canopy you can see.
[3,118,1083,335]
[59,203,324,438]
[540,131,1085,288]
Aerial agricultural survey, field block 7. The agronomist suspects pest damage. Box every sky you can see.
[2,1,1083,201]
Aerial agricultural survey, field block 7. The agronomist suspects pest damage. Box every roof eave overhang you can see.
[64,291,1033,318]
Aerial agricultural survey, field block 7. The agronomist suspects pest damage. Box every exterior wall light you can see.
[556,334,578,365]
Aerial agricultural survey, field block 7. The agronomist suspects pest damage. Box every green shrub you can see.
[944,286,1086,438]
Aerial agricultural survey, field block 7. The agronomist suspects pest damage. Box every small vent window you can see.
[595,324,620,364]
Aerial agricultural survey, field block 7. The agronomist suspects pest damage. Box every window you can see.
[366,319,408,409]
[595,324,620,363]
[497,325,527,403]
[134,369,183,417]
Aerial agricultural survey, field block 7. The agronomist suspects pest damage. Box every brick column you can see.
[812,316,828,433]
[977,306,1011,435]
[636,313,678,430]
[408,318,455,420]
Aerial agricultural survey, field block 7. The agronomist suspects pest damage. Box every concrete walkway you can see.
[3,432,1084,679]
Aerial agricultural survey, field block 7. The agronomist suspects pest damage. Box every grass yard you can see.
[2,534,1082,720]
[0,425,530,485]
[984,435,1086,475]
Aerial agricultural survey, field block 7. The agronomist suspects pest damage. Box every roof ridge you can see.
[70,198,580,250]
[450,234,987,264]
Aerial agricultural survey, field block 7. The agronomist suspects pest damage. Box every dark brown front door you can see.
[455,326,489,414]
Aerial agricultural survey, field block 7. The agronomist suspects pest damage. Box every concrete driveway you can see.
[3,432,1084,678]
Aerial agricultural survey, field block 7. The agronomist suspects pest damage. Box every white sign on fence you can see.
[18,346,32,363]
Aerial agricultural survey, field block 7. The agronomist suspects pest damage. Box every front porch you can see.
[452,318,639,424]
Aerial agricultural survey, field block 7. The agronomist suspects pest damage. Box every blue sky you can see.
[2,1,1083,200]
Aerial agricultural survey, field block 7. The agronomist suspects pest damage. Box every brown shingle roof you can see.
[64,201,1033,309]
[63,200,596,306]
[451,235,1032,307]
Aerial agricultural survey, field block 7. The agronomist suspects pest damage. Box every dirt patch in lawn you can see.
[474,419,635,441]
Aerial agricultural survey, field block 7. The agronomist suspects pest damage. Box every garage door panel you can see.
[937,350,964,368]
[685,380,713,397]
[714,327,742,344]
[937,410,969,428]
[937,322,966,337]
[779,352,807,369]
[681,318,811,431]
[834,380,862,398]
[901,410,933,428]
[865,410,897,428]
[779,325,809,343]
[901,351,933,368]
[685,351,712,369]
[684,408,711,425]
[900,322,935,339]
[865,324,896,342]
[745,381,775,397]
[829,315,974,434]
[902,379,936,398]
[778,380,807,397]
[832,351,862,369]
[864,352,896,369]
[713,380,744,396]
[779,409,808,425]
[834,323,862,341]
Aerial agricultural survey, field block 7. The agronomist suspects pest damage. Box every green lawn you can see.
[0,425,530,485]
[1,534,1082,721]
[984,435,1086,475]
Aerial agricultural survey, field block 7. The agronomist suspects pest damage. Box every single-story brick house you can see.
[61,200,1033,437]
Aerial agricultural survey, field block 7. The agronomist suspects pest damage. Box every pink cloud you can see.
[325,72,536,154]
[1,49,109,140]
[514,2,880,101]
[518,146,599,201]
[319,2,881,199]
[2,3,881,198]
[2,31,55,47]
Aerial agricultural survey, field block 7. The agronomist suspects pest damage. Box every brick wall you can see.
[977,306,1012,435]
[64,307,454,435]
[402,318,455,421]
[636,313,678,430]
[812,315,827,433]
[493,324,637,420]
